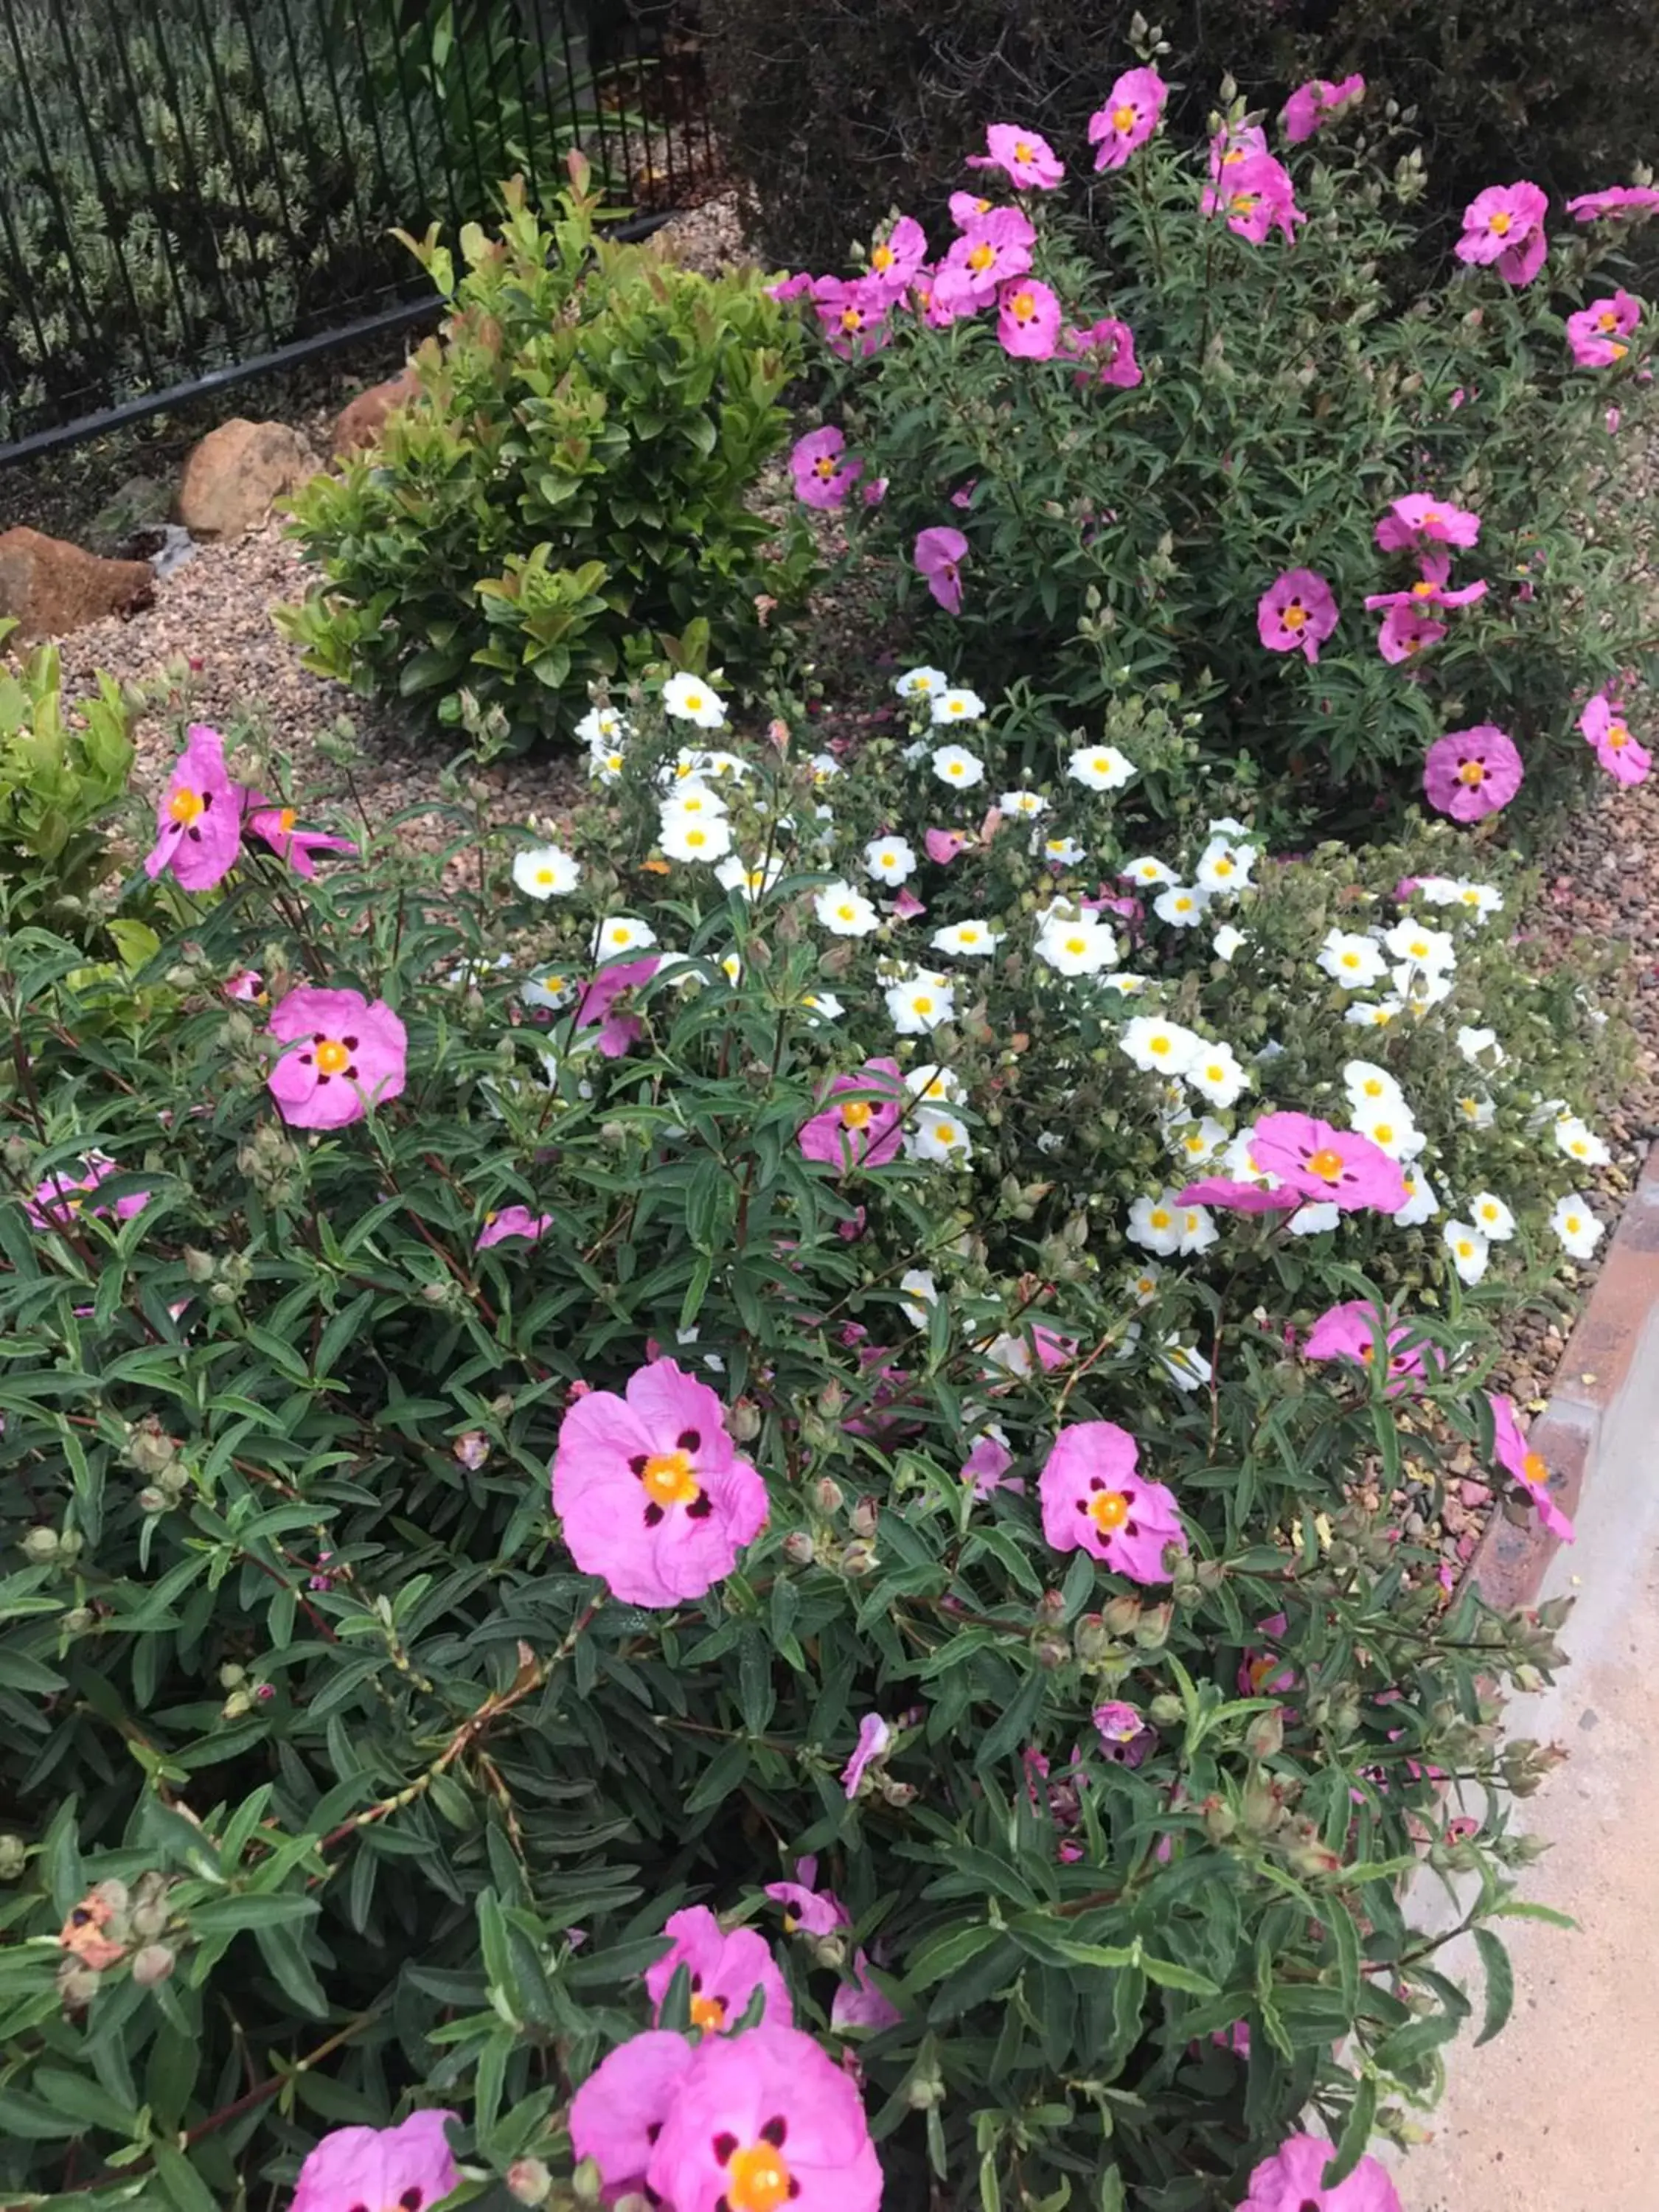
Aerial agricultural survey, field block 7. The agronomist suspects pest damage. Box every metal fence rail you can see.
[0,0,714,460]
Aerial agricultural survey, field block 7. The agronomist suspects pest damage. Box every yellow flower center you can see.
[1149,1034,1171,1055]
[1456,1240,1475,1259]
[1231,190,1259,216]
[684,691,705,712]
[640,1450,700,1506]
[961,928,980,943]
[1011,290,1036,322]
[1599,308,1618,330]
[1214,858,1234,877]
[726,2143,793,2212]
[1411,580,1437,599]
[1565,1214,1582,1234]
[315,1040,350,1077]
[1088,1489,1130,1533]
[1014,139,1034,161]
[686,832,706,849]
[1610,724,1630,748]
[276,807,297,835]
[537,866,558,882]
[872,243,895,270]
[1149,1208,1171,1231]
[913,995,935,1016]
[1522,1450,1548,1487]
[1281,602,1308,630]
[1457,760,1486,786]
[1340,953,1360,969]
[1489,210,1512,236]
[968,242,995,271]
[689,1992,727,2031]
[839,306,863,332]
[168,787,204,825]
[813,456,836,479]
[835,903,857,922]
[1307,1147,1345,1181]
[841,1099,874,1129]
[1112,102,1135,131]
[1372,1122,1395,1146]
[933,1122,958,1146]
[1064,935,1087,956]
[1204,1063,1225,1084]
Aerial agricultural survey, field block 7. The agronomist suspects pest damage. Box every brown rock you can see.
[0,526,153,641]
[330,366,422,457]
[175,420,313,539]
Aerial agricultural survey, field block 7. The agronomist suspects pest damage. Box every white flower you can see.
[1554,1114,1610,1167]
[1121,1016,1203,1076]
[905,1064,964,1105]
[1195,839,1256,894]
[592,914,657,958]
[1222,1132,1281,1192]
[1550,1193,1605,1259]
[588,742,628,784]
[717,953,742,984]
[931,744,985,789]
[900,739,929,767]
[512,844,582,900]
[661,671,727,727]
[1318,930,1388,989]
[576,704,629,749]
[1153,885,1208,928]
[1169,1116,1228,1167]
[899,1268,939,1326]
[1419,875,1502,919]
[931,688,987,726]
[807,751,841,785]
[895,664,950,700]
[865,835,919,886]
[1527,1094,1569,1131]
[1289,1202,1341,1237]
[998,787,1048,820]
[815,880,881,936]
[1040,835,1087,866]
[1035,908,1119,976]
[1102,974,1149,995]
[1121,855,1175,886]
[1177,1202,1217,1254]
[1159,1335,1212,1391]
[1035,1129,1065,1155]
[800,990,844,1021]
[886,970,955,1034]
[1456,1092,1495,1131]
[1383,919,1456,971]
[667,746,750,787]
[1208,814,1250,837]
[1213,923,1246,963]
[1393,1161,1439,1226]
[1127,1192,1184,1255]
[931,918,1004,957]
[1344,998,1405,1029]
[1470,1191,1516,1241]
[908,1106,973,1163]
[1125,1262,1161,1306]
[1068,744,1137,791]
[1443,1220,1490,1285]
[522,967,576,1012]
[1456,1025,1504,1068]
[1392,961,1453,1007]
[658,809,734,863]
[1343,1060,1404,1112]
[657,776,728,820]
[1186,1040,1249,1108]
[1351,1095,1423,1159]
[716,854,783,901]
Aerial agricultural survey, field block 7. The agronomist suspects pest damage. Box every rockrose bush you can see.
[0,672,1617,2210]
[776,46,1659,828]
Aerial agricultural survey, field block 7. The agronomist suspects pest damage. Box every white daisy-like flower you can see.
[931,743,985,787]
[908,1107,973,1163]
[800,990,844,1021]
[815,880,880,936]
[1102,974,1149,995]
[1176,1202,1218,1254]
[658,810,734,863]
[1351,1096,1423,1160]
[1343,1060,1404,1112]
[1550,1192,1604,1260]
[1068,744,1137,792]
[1419,875,1502,919]
[894,664,950,700]
[1034,908,1119,976]
[522,967,576,1012]
[1127,1192,1183,1255]
[998,788,1048,820]
[899,1268,939,1326]
[1121,1016,1203,1076]
[900,739,929,767]
[931,688,987,726]
[1383,918,1456,971]
[661,671,727,727]
[1208,815,1250,836]
[1392,1161,1439,1226]
[1456,1092,1495,1130]
[1470,1191,1516,1241]
[905,1064,964,1105]
[576,704,630,749]
[931,918,1004,957]
[1035,1129,1065,1155]
[717,953,742,985]
[807,751,841,785]
[656,776,728,820]
[1159,1336,1212,1391]
[1125,1262,1161,1306]
[886,970,955,1034]
[1392,961,1453,1007]
[591,915,658,959]
[1554,1114,1610,1167]
[1170,1116,1228,1167]
[1195,839,1256,894]
[1443,1219,1489,1284]
[865,835,919,886]
[1344,997,1405,1029]
[1040,835,1087,866]
[512,844,581,900]
[1153,885,1208,928]
[1213,923,1247,963]
[1456,1025,1504,1067]
[716,854,783,901]
[1318,930,1388,989]
[1121,855,1175,886]
[1222,1132,1277,1187]
[588,743,628,784]
[1186,1040,1250,1108]
[1289,1202,1341,1237]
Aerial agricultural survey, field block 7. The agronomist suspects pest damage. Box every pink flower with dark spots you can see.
[244,799,358,879]
[290,2112,462,2212]
[841,1712,891,1796]
[914,526,969,613]
[650,2025,884,2212]
[1203,151,1304,243]
[1257,568,1339,662]
[550,1359,769,1608]
[767,272,815,303]
[1237,1612,1297,1700]
[1376,604,1447,664]
[799,1058,907,1172]
[997,276,1062,360]
[1088,67,1166,171]
[1175,1175,1295,1215]
[967,122,1064,190]
[1489,1393,1575,1542]
[145,723,243,891]
[1092,1700,1155,1764]
[1567,288,1641,367]
[1303,1300,1426,1392]
[1281,72,1366,142]
[266,985,407,1130]
[941,205,1035,300]
[810,275,891,359]
[832,1951,902,2031]
[575,955,659,1059]
[1237,2133,1402,2211]
[1455,182,1548,285]
[644,1905,792,2034]
[765,1857,849,1938]
[1579,690,1651,785]
[790,425,864,511]
[1039,1421,1186,1582]
[950,190,998,229]
[1247,1112,1408,1212]
[568,2031,697,2202]
[1063,316,1141,389]
[866,213,928,293]
[1567,185,1659,223]
[925,827,970,864]
[223,967,265,1003]
[476,1204,552,1249]
[1422,724,1523,821]
[1365,550,1487,616]
[961,1425,1017,1497]
[1374,495,1481,552]
[24,1154,149,1231]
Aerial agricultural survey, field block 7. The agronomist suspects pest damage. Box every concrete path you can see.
[1402,1290,1659,2211]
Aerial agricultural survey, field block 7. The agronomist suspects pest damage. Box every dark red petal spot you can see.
[686,1493,714,1520]
[400,2193,423,2212]
[713,2133,738,2166]
[760,2116,787,2148]
[342,1035,359,1051]
[643,1503,664,1528]
[677,1427,702,1452]
[646,2122,662,2144]
[630,1455,650,1475]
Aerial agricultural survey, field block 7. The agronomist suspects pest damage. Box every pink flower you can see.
[810,275,890,359]
[551,1359,769,1608]
[1092,1700,1155,1764]
[841,1712,891,1796]
[1376,604,1447,663]
[799,1058,907,1172]
[925,827,970,865]
[1567,185,1659,223]
[644,1905,793,2034]
[997,276,1062,360]
[863,476,888,507]
[949,189,998,228]
[1211,2020,1252,2059]
[765,1858,850,1938]
[1303,1301,1426,1392]
[223,967,265,1003]
[1281,72,1366,143]
[1489,1394,1575,1542]
[866,213,928,293]
[1579,691,1652,785]
[891,886,926,919]
[453,1430,490,1472]
[1063,316,1141,389]
[1088,67,1166,171]
[1567,288,1641,367]
[832,1951,902,2031]
[1247,1113,1408,1213]
[1208,122,1267,180]
[1257,569,1339,662]
[941,206,1035,300]
[266,985,407,1130]
[1203,153,1303,243]
[244,799,358,879]
[650,2025,884,2212]
[961,1426,1016,1497]
[1176,1175,1295,1215]
[575,955,660,1060]
[1237,1613,1297,1700]
[24,1154,149,1231]
[1039,1422,1186,1582]
[1374,495,1481,552]
[914,526,969,614]
[967,122,1064,191]
[1455,183,1548,285]
[569,2030,697,2201]
[290,2112,461,2212]
[1365,550,1486,617]
[790,426,863,510]
[1422,724,1523,821]
[1237,2132,1403,2211]
[145,723,243,891]
[767,272,815,303]
[477,1204,552,1249]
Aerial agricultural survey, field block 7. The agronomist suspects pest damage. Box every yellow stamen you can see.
[640,1450,700,1506]
[1307,1147,1344,1181]
[1088,1489,1130,1533]
[315,1040,349,1076]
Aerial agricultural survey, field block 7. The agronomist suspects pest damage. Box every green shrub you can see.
[779,83,1657,830]
[279,166,811,751]
[0,664,1617,2208]
[0,628,141,948]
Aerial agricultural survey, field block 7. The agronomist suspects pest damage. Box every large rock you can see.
[330,364,422,457]
[175,418,313,538]
[0,526,153,641]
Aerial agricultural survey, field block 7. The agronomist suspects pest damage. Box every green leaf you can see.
[1321,2073,1378,2191]
[1472,1926,1514,2046]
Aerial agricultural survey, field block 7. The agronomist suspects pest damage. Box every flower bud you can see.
[20,1526,59,1564]
[813,1476,844,1514]
[130,1898,170,1941]
[182,1246,218,1283]
[1281,1819,1343,1878]
[1245,1708,1284,1759]
[1074,1613,1115,1665]
[219,1663,246,1690]
[58,1961,101,2009]
[728,1397,762,1442]
[1101,1594,1142,1637]
[1035,1587,1067,1626]
[1033,1630,1071,1672]
[1149,1692,1185,1728]
[131,1942,175,1987]
[1133,1602,1175,1649]
[809,1931,848,1972]
[849,1496,879,1538]
[508,2157,554,2205]
[0,1833,26,1879]
[840,1540,878,1578]
[57,1529,83,1560]
[136,1487,169,1515]
[571,2155,605,2204]
[62,1605,95,1635]
[905,2063,946,2110]
[782,1531,816,1566]
[221,1688,253,1719]
[1202,1797,1237,1843]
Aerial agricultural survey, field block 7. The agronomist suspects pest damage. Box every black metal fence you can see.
[0,0,714,460]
